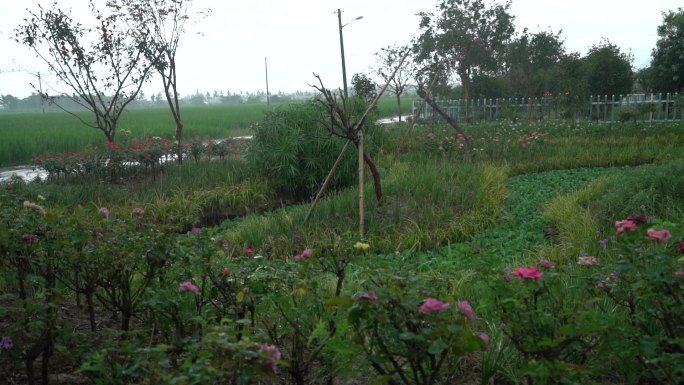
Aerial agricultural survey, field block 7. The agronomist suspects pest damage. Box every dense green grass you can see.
[218,162,508,255]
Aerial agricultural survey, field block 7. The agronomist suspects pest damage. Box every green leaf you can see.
[428,339,448,354]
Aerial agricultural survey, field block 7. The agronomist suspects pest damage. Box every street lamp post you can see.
[337,9,362,98]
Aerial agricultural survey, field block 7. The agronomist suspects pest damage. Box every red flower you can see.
[222,268,232,277]
[513,267,543,281]
[144,153,152,159]
[245,247,254,255]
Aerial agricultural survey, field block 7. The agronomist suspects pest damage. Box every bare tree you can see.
[15,0,159,141]
[375,45,411,122]
[119,0,210,164]
[307,48,410,235]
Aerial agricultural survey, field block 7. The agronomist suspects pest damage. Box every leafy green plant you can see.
[348,268,486,385]
[246,101,358,200]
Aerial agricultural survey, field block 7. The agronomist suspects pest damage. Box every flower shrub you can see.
[491,215,684,384]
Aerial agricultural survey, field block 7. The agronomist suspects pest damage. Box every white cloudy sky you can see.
[0,0,680,98]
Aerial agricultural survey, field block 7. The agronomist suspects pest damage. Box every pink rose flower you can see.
[179,281,199,295]
[614,220,638,235]
[191,227,201,236]
[419,298,451,314]
[645,228,671,244]
[513,267,543,281]
[457,300,475,320]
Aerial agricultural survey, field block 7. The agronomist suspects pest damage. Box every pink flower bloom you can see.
[513,267,544,281]
[680,242,684,254]
[294,248,313,261]
[645,228,671,244]
[419,298,451,314]
[99,207,109,220]
[259,343,281,372]
[539,259,555,270]
[478,333,490,350]
[245,247,254,255]
[179,281,199,295]
[675,270,684,280]
[614,220,638,235]
[191,227,201,236]
[457,300,475,320]
[577,256,599,266]
[222,268,232,277]
[356,291,379,304]
[132,207,145,216]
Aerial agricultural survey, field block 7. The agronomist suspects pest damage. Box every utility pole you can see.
[337,9,348,98]
[264,57,270,106]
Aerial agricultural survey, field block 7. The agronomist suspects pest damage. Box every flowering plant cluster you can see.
[491,214,683,383]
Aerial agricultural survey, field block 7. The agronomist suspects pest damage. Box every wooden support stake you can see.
[304,140,351,224]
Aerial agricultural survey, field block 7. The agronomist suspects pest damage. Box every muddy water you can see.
[0,165,48,182]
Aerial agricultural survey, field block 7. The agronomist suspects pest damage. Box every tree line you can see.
[367,1,683,122]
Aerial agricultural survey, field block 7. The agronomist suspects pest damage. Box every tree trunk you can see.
[363,151,383,205]
[459,71,471,123]
[396,93,402,122]
[174,121,184,165]
[86,291,97,332]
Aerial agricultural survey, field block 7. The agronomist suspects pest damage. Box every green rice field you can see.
[0,98,413,167]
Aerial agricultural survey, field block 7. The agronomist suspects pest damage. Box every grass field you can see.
[0,98,414,167]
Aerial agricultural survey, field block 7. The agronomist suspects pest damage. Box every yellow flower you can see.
[354,242,370,252]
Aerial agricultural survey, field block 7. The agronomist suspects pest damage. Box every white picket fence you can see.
[413,93,683,123]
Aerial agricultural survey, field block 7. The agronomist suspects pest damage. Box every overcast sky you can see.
[0,0,680,99]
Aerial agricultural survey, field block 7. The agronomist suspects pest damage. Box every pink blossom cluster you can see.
[259,343,282,372]
[179,281,199,295]
[294,248,313,261]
